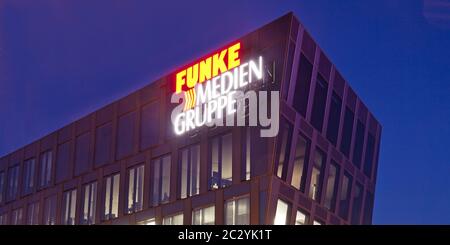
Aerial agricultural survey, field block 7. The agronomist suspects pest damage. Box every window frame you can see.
[126,164,145,214]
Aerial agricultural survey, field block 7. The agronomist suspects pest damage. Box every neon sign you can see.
[170,42,279,137]
[175,42,241,94]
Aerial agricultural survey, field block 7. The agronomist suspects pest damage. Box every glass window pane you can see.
[117,112,137,159]
[293,54,313,117]
[363,133,376,177]
[225,196,250,225]
[180,149,188,199]
[104,177,111,219]
[326,92,342,146]
[295,210,307,225]
[128,168,135,212]
[190,145,200,196]
[221,133,233,187]
[210,137,219,189]
[163,213,183,225]
[309,150,325,201]
[192,206,215,225]
[236,197,250,225]
[324,162,340,211]
[351,182,364,225]
[0,172,5,203]
[136,165,144,211]
[340,107,354,157]
[44,195,56,225]
[152,160,160,206]
[27,202,39,225]
[161,156,171,203]
[111,174,120,218]
[338,173,352,219]
[352,120,365,168]
[245,128,251,180]
[291,135,308,190]
[274,199,290,225]
[82,181,97,225]
[310,74,328,132]
[137,218,156,225]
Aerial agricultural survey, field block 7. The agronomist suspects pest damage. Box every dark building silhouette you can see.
[0,12,381,225]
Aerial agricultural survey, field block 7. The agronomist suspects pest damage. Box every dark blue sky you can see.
[1,0,449,224]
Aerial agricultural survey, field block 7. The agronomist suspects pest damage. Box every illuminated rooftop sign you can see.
[175,42,241,94]
[170,42,279,137]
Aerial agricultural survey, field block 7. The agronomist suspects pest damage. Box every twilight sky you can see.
[1,0,450,224]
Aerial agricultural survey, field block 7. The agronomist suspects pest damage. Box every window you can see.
[291,135,309,191]
[362,191,374,224]
[94,122,113,167]
[295,210,308,225]
[338,173,352,219]
[117,111,137,159]
[179,144,200,199]
[27,202,40,225]
[11,208,23,225]
[62,189,77,225]
[293,54,313,117]
[56,141,72,183]
[23,158,36,195]
[74,132,91,176]
[275,122,293,180]
[282,41,296,99]
[81,182,97,225]
[192,205,215,225]
[163,213,183,225]
[103,173,120,220]
[43,195,57,225]
[310,74,328,132]
[241,128,251,181]
[351,182,364,225]
[137,218,156,225]
[340,107,354,158]
[363,133,376,178]
[141,101,160,149]
[309,149,326,202]
[274,199,290,225]
[39,150,53,188]
[313,220,323,225]
[127,165,144,213]
[326,92,342,146]
[7,165,19,201]
[0,213,7,225]
[225,196,250,225]
[352,120,365,168]
[0,171,5,203]
[209,133,233,189]
[324,162,340,211]
[152,155,171,206]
